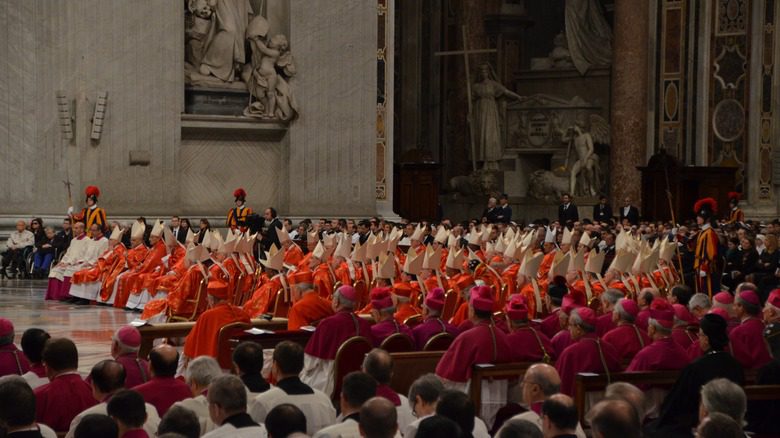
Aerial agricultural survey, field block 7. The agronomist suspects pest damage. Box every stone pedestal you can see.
[609,0,649,207]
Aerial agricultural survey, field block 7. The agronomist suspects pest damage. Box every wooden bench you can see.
[470,362,533,412]
[574,369,761,423]
[389,351,445,397]
[137,317,290,357]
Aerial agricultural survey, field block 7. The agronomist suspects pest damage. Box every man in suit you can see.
[592,196,612,223]
[495,194,512,224]
[170,216,186,244]
[558,194,579,226]
[261,207,283,252]
[619,197,640,225]
[481,197,500,224]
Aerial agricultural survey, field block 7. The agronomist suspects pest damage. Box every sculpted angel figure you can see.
[561,113,610,196]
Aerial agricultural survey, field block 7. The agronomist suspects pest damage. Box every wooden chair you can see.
[332,336,374,403]
[215,321,252,369]
[379,333,415,353]
[423,332,454,351]
[168,276,208,322]
[441,289,459,322]
[403,314,423,328]
[271,288,289,318]
[354,280,369,309]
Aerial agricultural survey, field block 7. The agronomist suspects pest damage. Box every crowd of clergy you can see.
[1,187,780,437]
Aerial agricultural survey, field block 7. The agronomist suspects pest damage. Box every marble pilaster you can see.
[610,0,650,206]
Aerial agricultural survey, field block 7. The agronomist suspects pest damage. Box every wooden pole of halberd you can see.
[462,25,477,172]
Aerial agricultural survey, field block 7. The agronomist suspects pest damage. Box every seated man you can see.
[286,270,334,330]
[69,226,125,303]
[313,371,377,438]
[392,282,421,323]
[540,394,579,438]
[403,374,445,438]
[586,398,640,438]
[359,397,399,438]
[436,285,511,425]
[0,376,59,438]
[106,390,152,438]
[729,289,772,369]
[181,280,251,367]
[203,375,267,437]
[264,403,308,438]
[362,349,414,433]
[20,328,50,389]
[65,360,159,438]
[602,298,650,362]
[231,341,270,394]
[555,307,621,396]
[34,338,97,432]
[301,285,372,396]
[504,295,555,363]
[645,313,745,437]
[1,220,34,279]
[110,326,150,389]
[411,287,458,350]
[436,390,491,438]
[170,356,223,435]
[0,318,30,377]
[156,405,201,438]
[627,306,689,372]
[133,344,192,417]
[507,364,586,438]
[64,224,109,303]
[46,221,88,301]
[369,287,413,347]
[248,341,336,435]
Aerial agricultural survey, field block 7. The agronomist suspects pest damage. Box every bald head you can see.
[586,399,640,438]
[89,359,126,395]
[526,363,560,395]
[359,397,397,438]
[149,344,179,378]
[362,348,393,384]
[605,382,646,422]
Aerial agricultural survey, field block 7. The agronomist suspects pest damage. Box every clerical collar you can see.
[702,223,711,230]
[223,412,259,429]
[89,204,98,210]
[276,376,314,395]
[342,412,360,423]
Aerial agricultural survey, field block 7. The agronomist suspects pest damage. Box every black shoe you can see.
[73,298,91,305]
[0,268,6,279]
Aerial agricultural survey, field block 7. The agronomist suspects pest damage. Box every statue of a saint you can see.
[472,64,526,170]
[565,0,612,75]
[561,113,610,196]
[241,16,298,120]
[194,0,254,84]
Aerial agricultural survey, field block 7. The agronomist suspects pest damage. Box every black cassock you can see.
[644,350,744,438]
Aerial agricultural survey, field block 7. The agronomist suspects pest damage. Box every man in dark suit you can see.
[261,207,282,251]
[481,197,500,224]
[619,197,640,225]
[558,193,579,226]
[170,216,187,244]
[592,196,613,223]
[495,194,512,224]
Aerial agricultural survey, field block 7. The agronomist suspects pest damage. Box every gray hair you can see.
[689,293,712,312]
[649,318,672,336]
[700,378,746,426]
[185,356,222,387]
[496,418,543,438]
[407,373,444,409]
[569,308,595,333]
[601,289,623,306]
[294,282,314,293]
[207,375,247,415]
[112,331,139,354]
[605,382,647,422]
[614,299,635,323]
[333,290,355,310]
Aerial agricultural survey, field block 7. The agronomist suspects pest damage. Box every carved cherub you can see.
[185,0,215,67]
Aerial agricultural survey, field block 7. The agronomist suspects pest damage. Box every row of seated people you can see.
[1,218,73,279]
[1,312,776,438]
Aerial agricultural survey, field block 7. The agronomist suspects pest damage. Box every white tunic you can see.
[65,401,160,438]
[172,394,218,436]
[404,414,490,438]
[202,423,268,438]
[301,354,335,397]
[49,237,90,280]
[248,386,337,435]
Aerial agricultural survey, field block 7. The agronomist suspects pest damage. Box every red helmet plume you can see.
[233,188,247,201]
[728,192,741,201]
[85,185,100,199]
[693,197,718,216]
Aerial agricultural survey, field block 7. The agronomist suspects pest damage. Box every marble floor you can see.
[0,278,137,374]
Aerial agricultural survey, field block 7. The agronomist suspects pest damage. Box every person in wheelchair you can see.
[1,220,34,279]
[32,227,58,279]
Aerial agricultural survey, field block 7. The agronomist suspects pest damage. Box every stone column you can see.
[610,0,649,207]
